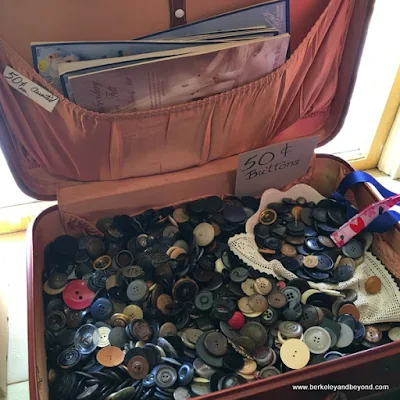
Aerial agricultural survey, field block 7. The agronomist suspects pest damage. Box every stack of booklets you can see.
[32,0,290,113]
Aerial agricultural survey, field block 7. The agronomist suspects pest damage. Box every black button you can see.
[303,268,330,281]
[254,223,271,239]
[204,196,224,214]
[241,196,260,211]
[264,237,282,251]
[109,327,129,349]
[286,221,306,235]
[187,199,206,215]
[304,227,318,237]
[192,267,213,283]
[196,333,223,368]
[195,291,213,311]
[223,206,246,223]
[229,267,249,283]
[328,205,348,227]
[301,208,313,225]
[211,298,235,321]
[282,300,303,321]
[286,278,310,293]
[336,314,357,330]
[280,256,300,272]
[57,347,82,369]
[332,265,354,282]
[271,225,287,239]
[312,208,328,223]
[260,307,278,326]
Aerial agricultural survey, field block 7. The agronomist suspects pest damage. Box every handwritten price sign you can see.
[235,136,319,197]
[3,66,59,112]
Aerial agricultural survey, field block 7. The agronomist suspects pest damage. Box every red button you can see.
[63,280,95,310]
[276,281,286,290]
[228,311,246,330]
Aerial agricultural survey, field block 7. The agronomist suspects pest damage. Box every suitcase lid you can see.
[0,0,373,201]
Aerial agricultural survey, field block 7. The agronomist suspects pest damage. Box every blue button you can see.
[90,298,113,321]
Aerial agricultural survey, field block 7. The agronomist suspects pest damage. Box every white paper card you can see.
[235,136,319,197]
[3,66,59,112]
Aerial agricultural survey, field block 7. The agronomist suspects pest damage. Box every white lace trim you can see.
[228,233,400,325]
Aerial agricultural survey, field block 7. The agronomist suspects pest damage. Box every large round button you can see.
[154,364,178,388]
[74,324,100,354]
[240,322,268,347]
[109,326,128,348]
[238,359,257,375]
[126,280,148,302]
[338,304,360,321]
[57,347,81,370]
[342,239,364,259]
[238,297,254,314]
[128,319,153,341]
[241,279,257,296]
[280,339,310,369]
[303,327,331,354]
[204,332,228,356]
[123,304,143,320]
[96,346,124,367]
[128,355,149,379]
[63,280,95,310]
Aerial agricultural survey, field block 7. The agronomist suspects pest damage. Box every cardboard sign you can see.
[235,136,319,197]
[3,66,59,112]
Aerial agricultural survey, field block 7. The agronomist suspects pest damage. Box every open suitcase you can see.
[2,0,400,399]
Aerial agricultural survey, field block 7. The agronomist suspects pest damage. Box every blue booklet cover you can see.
[138,0,289,39]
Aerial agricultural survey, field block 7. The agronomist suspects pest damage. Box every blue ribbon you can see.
[331,171,400,233]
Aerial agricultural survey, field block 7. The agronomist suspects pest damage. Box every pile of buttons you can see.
[43,195,399,400]
[254,197,369,283]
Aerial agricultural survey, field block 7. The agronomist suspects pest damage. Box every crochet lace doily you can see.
[228,233,400,325]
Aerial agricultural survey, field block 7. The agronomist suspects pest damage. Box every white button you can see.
[388,327,400,341]
[175,8,185,19]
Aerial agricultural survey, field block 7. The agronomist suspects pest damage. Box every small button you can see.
[305,238,324,252]
[204,332,228,356]
[248,294,268,312]
[364,325,383,343]
[342,239,364,259]
[97,346,124,367]
[109,326,129,348]
[93,255,112,271]
[238,359,257,375]
[128,319,153,341]
[228,311,245,330]
[336,323,354,348]
[259,209,277,225]
[315,254,334,272]
[280,339,310,369]
[252,346,275,368]
[159,322,177,337]
[241,279,256,296]
[90,297,113,321]
[97,326,111,347]
[338,304,360,321]
[312,208,328,223]
[303,327,331,354]
[303,255,318,269]
[126,280,148,302]
[46,310,66,332]
[279,321,303,338]
[123,304,143,320]
[173,278,199,302]
[267,291,288,309]
[258,366,281,378]
[154,364,178,388]
[193,223,215,247]
[174,8,185,18]
[264,237,282,251]
[332,265,354,282]
[336,314,357,330]
[388,327,400,342]
[230,267,249,283]
[299,304,320,329]
[318,235,335,248]
[57,347,81,370]
[195,291,213,311]
[282,300,303,321]
[254,278,272,295]
[178,362,194,386]
[281,286,301,303]
[238,297,254,314]
[110,313,130,327]
[173,208,190,223]
[281,244,297,258]
[280,257,300,272]
[128,355,149,379]
[365,276,382,294]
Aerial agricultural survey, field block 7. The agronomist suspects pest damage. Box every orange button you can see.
[365,276,381,294]
[96,346,124,367]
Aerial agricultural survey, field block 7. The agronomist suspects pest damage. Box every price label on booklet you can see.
[235,136,319,197]
[3,66,59,112]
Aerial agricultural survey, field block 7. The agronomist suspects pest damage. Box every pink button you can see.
[276,281,286,290]
[63,280,95,310]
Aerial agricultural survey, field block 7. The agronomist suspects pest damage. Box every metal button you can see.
[259,209,277,225]
[364,325,383,343]
[74,324,100,354]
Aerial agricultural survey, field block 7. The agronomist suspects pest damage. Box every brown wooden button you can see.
[96,346,124,367]
[241,279,257,296]
[281,243,297,258]
[238,359,257,375]
[286,235,305,245]
[151,284,163,308]
[248,294,268,312]
[238,297,254,314]
[159,322,177,337]
[204,332,228,356]
[365,325,383,343]
[110,313,130,327]
[128,355,149,379]
[259,209,277,225]
[267,291,288,309]
[254,278,272,295]
[157,294,173,315]
[303,255,318,269]
[365,276,382,294]
[338,304,360,321]
[173,208,190,223]
[291,206,303,220]
[193,223,215,247]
